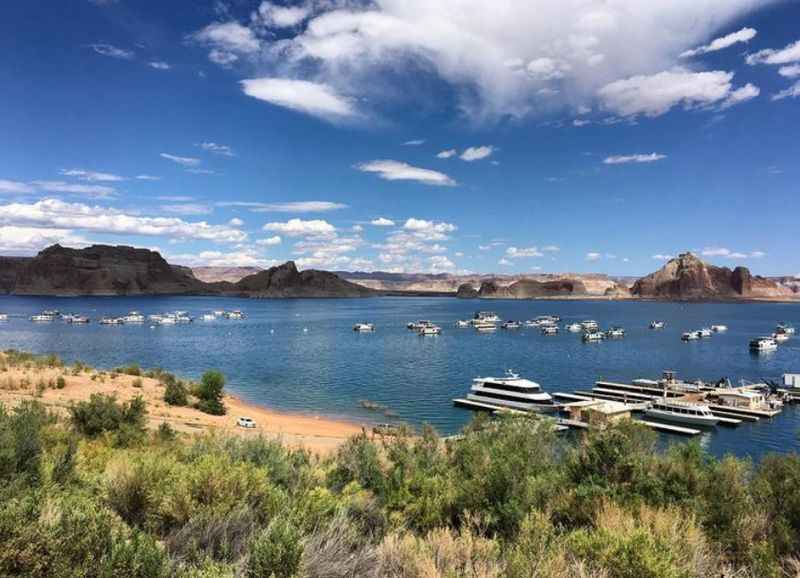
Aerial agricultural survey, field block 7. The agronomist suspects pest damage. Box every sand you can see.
[0,355,364,455]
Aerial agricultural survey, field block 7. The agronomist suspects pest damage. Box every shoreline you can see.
[0,352,365,455]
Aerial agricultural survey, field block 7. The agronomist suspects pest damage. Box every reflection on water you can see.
[0,295,799,461]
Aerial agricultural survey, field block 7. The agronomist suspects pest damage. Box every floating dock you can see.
[636,420,700,436]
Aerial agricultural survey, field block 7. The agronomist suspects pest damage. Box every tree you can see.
[195,370,226,415]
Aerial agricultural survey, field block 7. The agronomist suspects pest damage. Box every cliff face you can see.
[631,252,791,300]
[233,261,373,298]
[457,278,589,299]
[192,266,263,283]
[5,244,208,296]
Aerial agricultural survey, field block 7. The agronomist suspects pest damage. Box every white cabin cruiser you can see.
[698,328,713,338]
[682,331,701,341]
[201,313,216,321]
[750,337,778,351]
[645,399,719,427]
[30,314,54,322]
[474,322,497,333]
[502,320,522,329]
[541,325,558,335]
[99,317,124,325]
[456,320,472,328]
[773,332,790,343]
[418,325,441,336]
[0,313,7,321]
[566,323,583,332]
[776,323,795,335]
[605,327,625,338]
[581,320,599,331]
[583,331,604,342]
[353,323,375,332]
[123,311,145,323]
[649,321,665,329]
[474,311,500,323]
[407,320,433,330]
[462,370,556,412]
[66,315,90,324]
[224,310,245,320]
[711,324,728,332]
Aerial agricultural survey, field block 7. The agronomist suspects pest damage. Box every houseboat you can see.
[474,311,500,323]
[749,337,778,352]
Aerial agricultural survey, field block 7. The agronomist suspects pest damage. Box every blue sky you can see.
[0,0,799,276]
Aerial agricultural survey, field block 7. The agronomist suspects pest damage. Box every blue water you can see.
[1,295,799,460]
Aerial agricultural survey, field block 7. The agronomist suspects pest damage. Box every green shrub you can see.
[164,380,189,406]
[0,401,52,483]
[69,394,147,444]
[156,422,177,442]
[56,375,66,389]
[193,371,226,416]
[246,516,303,578]
[117,363,142,376]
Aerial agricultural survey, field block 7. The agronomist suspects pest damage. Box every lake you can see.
[1,295,799,460]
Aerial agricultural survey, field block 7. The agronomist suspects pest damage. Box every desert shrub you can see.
[132,377,143,388]
[50,437,79,486]
[167,507,258,566]
[156,422,177,442]
[56,375,66,389]
[327,432,385,494]
[165,379,189,406]
[0,401,53,484]
[753,453,800,557]
[194,370,226,415]
[117,363,142,376]
[298,512,378,578]
[246,515,303,578]
[69,393,147,445]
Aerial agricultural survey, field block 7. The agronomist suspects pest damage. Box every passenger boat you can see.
[418,325,441,336]
[201,313,216,321]
[502,320,521,329]
[0,313,7,321]
[224,310,245,320]
[583,331,604,342]
[474,311,500,323]
[645,398,719,427]
[541,325,558,335]
[581,320,599,331]
[353,323,375,332]
[66,315,90,324]
[458,370,556,412]
[749,337,778,351]
[605,327,625,338]
[711,324,728,332]
[156,315,177,325]
[649,320,665,329]
[566,323,583,332]
[42,310,61,318]
[681,331,700,341]
[30,314,55,322]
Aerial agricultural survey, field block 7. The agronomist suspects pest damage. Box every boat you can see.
[581,320,599,331]
[583,331,604,342]
[645,398,719,427]
[42,309,61,318]
[566,323,583,332]
[0,313,7,321]
[649,321,665,329]
[681,331,700,341]
[353,323,375,332]
[66,315,90,324]
[711,324,728,332]
[99,317,124,325]
[157,315,177,325]
[456,320,472,328]
[418,325,441,336]
[776,323,795,335]
[213,310,225,316]
[698,328,713,338]
[524,320,539,327]
[407,320,433,330]
[502,320,522,329]
[474,321,497,333]
[749,337,778,351]
[458,370,556,412]
[30,314,55,322]
[123,311,145,323]
[201,313,216,321]
[605,327,625,338]
[224,310,245,320]
[474,311,500,323]
[773,332,790,343]
[541,325,558,335]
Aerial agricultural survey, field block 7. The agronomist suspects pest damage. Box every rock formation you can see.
[232,261,372,298]
[457,278,589,299]
[192,266,263,283]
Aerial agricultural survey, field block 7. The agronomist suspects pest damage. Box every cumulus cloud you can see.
[498,258,512,266]
[160,153,202,167]
[585,252,602,261]
[599,69,755,118]
[193,21,260,55]
[746,39,800,66]
[197,142,235,157]
[680,27,757,58]
[506,246,543,258]
[773,81,800,101]
[60,169,125,182]
[135,175,161,181]
[603,153,666,165]
[89,43,134,60]
[0,226,89,254]
[241,77,357,121]
[701,247,765,259]
[459,145,494,161]
[218,201,346,213]
[403,218,456,240]
[370,217,395,226]
[0,198,246,243]
[779,64,800,78]
[253,1,311,28]
[652,254,674,260]
[355,160,456,186]
[170,248,277,268]
[228,217,244,227]
[256,235,282,246]
[718,83,759,109]
[262,218,336,237]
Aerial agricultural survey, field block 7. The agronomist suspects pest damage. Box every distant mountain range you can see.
[0,244,795,301]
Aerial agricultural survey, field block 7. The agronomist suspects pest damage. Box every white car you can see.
[237,417,257,429]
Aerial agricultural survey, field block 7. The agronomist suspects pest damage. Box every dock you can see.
[706,403,780,418]
[636,420,700,436]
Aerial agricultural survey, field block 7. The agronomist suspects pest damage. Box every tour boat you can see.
[459,370,556,412]
[566,323,583,332]
[749,337,778,351]
[156,315,177,325]
[581,320,599,331]
[605,327,625,338]
[711,324,728,332]
[353,323,375,332]
[645,399,719,427]
[649,321,665,329]
[42,310,61,318]
[418,325,441,336]
[773,332,790,343]
[583,331,604,342]
[30,314,55,322]
[502,320,522,329]
[473,311,500,323]
[541,325,558,335]
[681,331,700,341]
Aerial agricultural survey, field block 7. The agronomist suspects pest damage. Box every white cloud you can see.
[428,255,456,272]
[148,61,171,70]
[60,169,125,182]
[0,226,89,254]
[773,81,800,101]
[254,2,311,28]
[437,149,457,159]
[352,224,363,232]
[603,153,666,165]
[370,217,395,226]
[160,203,213,216]
[403,218,456,240]
[228,217,244,227]
[506,246,543,258]
[0,179,35,194]
[680,27,757,58]
[652,254,673,260]
[170,248,277,268]
[355,160,456,186]
[135,175,161,181]
[599,69,753,118]
[198,142,235,157]
[403,139,425,146]
[218,201,346,213]
[573,118,591,127]
[256,235,282,246]
[241,77,357,121]
[779,64,800,78]
[263,218,336,237]
[459,145,494,162]
[30,180,116,198]
[701,247,766,259]
[585,252,602,261]
[160,153,201,167]
[193,21,260,55]
[0,198,247,243]
[209,49,239,66]
[89,43,134,60]
[718,83,759,110]
[185,168,216,175]
[746,39,800,66]
[157,195,194,202]
[498,258,512,266]
[542,245,560,252]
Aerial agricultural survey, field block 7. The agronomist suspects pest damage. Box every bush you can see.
[69,394,148,443]
[246,516,303,578]
[56,375,66,389]
[164,380,189,406]
[194,371,226,415]
[0,401,53,483]
[117,363,142,376]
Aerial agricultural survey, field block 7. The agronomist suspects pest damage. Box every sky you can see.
[1,0,799,276]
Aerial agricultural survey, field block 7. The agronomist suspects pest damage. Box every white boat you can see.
[773,332,790,343]
[461,370,556,412]
[99,317,124,325]
[681,331,700,341]
[566,323,583,332]
[157,315,177,325]
[201,313,216,321]
[582,331,604,342]
[30,314,54,322]
[353,323,375,332]
[0,313,7,321]
[42,309,61,318]
[605,327,625,338]
[645,399,719,427]
[123,311,145,323]
[418,325,441,336]
[541,325,558,335]
[502,320,522,329]
[67,315,90,324]
[407,320,433,330]
[750,337,778,351]
[698,328,713,338]
[456,320,472,328]
[213,310,225,317]
[649,321,665,329]
[776,323,795,335]
[224,310,245,320]
[711,324,728,332]
[581,320,599,331]
[474,311,500,323]
[474,322,497,333]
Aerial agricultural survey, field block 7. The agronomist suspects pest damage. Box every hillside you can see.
[192,266,263,283]
[232,261,373,298]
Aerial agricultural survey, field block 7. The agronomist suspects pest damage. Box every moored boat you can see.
[649,320,665,329]
[457,370,556,412]
[682,331,700,341]
[749,337,778,351]
[353,323,375,332]
[711,324,728,332]
[645,398,719,427]
[418,325,441,336]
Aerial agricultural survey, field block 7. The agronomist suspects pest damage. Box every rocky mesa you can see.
[232,261,372,298]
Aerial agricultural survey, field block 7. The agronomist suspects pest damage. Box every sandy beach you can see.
[0,353,364,455]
